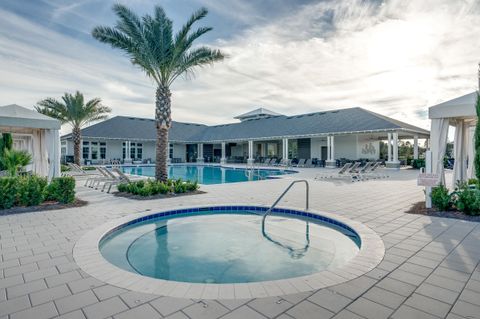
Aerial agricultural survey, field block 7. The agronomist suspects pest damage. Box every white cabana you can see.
[428,92,477,187]
[0,104,61,180]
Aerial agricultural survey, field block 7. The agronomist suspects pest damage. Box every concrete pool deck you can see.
[0,167,479,319]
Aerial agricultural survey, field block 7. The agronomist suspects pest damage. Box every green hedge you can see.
[117,178,199,197]
[431,183,480,216]
[412,159,425,169]
[0,176,76,209]
[46,177,76,204]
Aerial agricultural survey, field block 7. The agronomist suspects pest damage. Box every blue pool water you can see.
[118,165,293,184]
[100,207,360,284]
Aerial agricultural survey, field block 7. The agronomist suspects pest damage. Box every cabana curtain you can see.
[452,120,468,187]
[430,118,449,185]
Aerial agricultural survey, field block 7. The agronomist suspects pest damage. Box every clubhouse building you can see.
[61,107,430,168]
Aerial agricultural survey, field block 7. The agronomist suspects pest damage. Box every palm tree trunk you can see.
[73,126,81,166]
[155,85,172,182]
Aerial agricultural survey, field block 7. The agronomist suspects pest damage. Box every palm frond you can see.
[169,47,225,85]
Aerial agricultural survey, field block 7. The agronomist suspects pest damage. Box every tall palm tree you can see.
[35,91,111,166]
[92,4,224,182]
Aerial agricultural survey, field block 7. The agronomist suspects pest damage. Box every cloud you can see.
[1,0,480,135]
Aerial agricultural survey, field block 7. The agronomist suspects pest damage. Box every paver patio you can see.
[0,168,479,319]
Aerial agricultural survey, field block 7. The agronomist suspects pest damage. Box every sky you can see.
[1,0,480,133]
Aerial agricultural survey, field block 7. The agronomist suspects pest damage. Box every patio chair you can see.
[66,163,86,176]
[85,167,116,188]
[102,168,143,193]
[364,162,388,179]
[294,159,306,167]
[272,158,283,166]
[304,159,313,168]
[315,162,352,179]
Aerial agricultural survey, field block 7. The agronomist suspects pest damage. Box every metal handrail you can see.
[263,180,309,220]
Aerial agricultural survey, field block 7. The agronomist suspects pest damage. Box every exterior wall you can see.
[334,135,358,159]
[311,135,380,160]
[310,137,327,159]
[356,135,380,160]
[105,140,123,160]
[172,143,186,162]
[141,141,156,161]
[230,143,246,157]
[62,134,380,163]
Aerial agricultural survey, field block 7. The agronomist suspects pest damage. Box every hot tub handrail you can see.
[263,180,309,221]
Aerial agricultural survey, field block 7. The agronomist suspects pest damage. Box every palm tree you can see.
[0,149,32,176]
[35,91,111,166]
[92,4,224,182]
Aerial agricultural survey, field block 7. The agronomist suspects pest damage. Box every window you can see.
[130,142,136,159]
[100,142,106,159]
[122,142,126,159]
[169,143,173,159]
[82,141,89,159]
[91,142,98,160]
[136,143,142,160]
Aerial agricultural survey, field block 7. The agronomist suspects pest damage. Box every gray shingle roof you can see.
[61,107,429,143]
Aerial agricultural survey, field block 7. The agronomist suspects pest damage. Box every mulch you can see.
[406,201,480,222]
[113,190,206,200]
[0,199,88,216]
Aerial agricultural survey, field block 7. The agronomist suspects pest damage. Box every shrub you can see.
[0,149,32,176]
[61,164,70,172]
[17,175,47,206]
[117,178,198,196]
[0,177,18,209]
[431,184,451,211]
[46,177,76,204]
[468,178,478,185]
[454,182,480,215]
[82,166,97,171]
[412,159,425,169]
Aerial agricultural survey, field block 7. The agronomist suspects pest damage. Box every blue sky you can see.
[1,0,480,131]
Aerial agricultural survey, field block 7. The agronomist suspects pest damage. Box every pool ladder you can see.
[245,162,265,180]
[261,179,310,258]
[263,180,309,222]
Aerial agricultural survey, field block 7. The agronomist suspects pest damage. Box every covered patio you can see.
[429,92,478,187]
[0,104,62,179]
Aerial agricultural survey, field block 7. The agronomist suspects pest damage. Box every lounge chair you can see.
[304,159,313,168]
[364,162,388,179]
[85,167,116,188]
[102,168,143,193]
[294,159,306,167]
[272,158,283,166]
[315,162,352,179]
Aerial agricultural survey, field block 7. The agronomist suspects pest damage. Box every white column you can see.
[387,133,392,162]
[197,143,204,163]
[247,140,254,165]
[327,136,331,161]
[282,138,289,159]
[326,136,336,168]
[386,132,400,169]
[331,135,335,161]
[413,135,419,160]
[220,142,226,164]
[125,141,132,163]
[393,132,399,162]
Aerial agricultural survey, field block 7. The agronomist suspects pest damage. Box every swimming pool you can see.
[99,206,361,284]
[117,165,294,184]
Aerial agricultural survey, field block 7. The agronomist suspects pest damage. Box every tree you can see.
[474,93,480,180]
[92,4,224,181]
[0,149,32,176]
[35,91,111,166]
